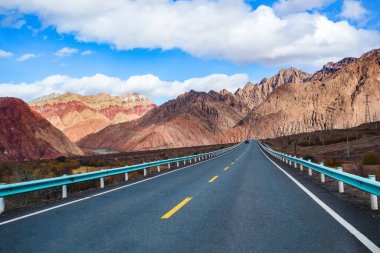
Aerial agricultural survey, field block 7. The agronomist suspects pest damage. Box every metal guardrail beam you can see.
[259,141,379,210]
[0,143,241,198]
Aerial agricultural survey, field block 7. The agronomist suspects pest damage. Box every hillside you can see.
[78,90,250,151]
[0,97,83,161]
[233,49,380,140]
[29,92,156,142]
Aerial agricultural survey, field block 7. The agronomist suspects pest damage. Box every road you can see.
[0,140,379,253]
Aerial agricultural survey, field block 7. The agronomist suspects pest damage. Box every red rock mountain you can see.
[232,49,380,140]
[29,93,156,142]
[78,90,250,151]
[234,68,310,110]
[0,97,83,161]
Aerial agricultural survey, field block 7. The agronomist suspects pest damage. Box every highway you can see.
[0,140,379,253]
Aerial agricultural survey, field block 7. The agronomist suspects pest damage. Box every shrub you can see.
[324,158,341,168]
[303,154,316,162]
[362,152,380,165]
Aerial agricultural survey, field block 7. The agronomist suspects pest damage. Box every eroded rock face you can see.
[234,68,311,110]
[0,97,83,161]
[78,90,250,151]
[69,49,380,151]
[232,49,380,140]
[29,93,157,142]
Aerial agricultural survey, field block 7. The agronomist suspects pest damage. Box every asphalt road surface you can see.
[0,140,379,253]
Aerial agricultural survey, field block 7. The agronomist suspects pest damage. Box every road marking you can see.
[231,162,235,165]
[259,145,380,253]
[208,176,219,183]
[0,144,247,226]
[224,166,229,171]
[161,197,192,219]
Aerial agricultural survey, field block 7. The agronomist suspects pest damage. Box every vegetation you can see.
[362,152,380,165]
[324,158,341,168]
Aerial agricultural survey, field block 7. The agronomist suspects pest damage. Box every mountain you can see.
[78,90,250,151]
[29,93,156,142]
[234,68,311,110]
[234,49,380,139]
[0,97,83,161]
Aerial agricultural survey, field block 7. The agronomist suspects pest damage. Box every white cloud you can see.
[54,47,78,57]
[0,11,25,28]
[16,53,36,62]
[339,0,368,21]
[0,1,379,68]
[0,73,248,103]
[273,0,335,16]
[0,49,13,58]
[81,50,95,56]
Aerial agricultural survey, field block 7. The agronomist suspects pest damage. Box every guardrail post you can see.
[184,160,186,165]
[369,175,378,211]
[168,163,171,169]
[337,167,344,193]
[62,174,68,199]
[0,183,5,214]
[189,159,192,164]
[294,157,298,168]
[177,161,179,167]
[144,168,147,177]
[308,159,312,176]
[320,162,325,183]
[157,165,160,173]
[125,172,128,182]
[300,158,304,171]
[100,170,105,188]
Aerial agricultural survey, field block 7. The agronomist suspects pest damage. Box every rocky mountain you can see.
[233,49,380,140]
[29,93,156,142]
[0,97,83,161]
[78,90,250,151]
[234,68,311,110]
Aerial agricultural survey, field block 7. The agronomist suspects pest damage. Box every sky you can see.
[0,0,379,104]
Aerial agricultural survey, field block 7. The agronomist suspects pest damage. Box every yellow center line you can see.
[224,166,229,171]
[208,175,219,183]
[161,197,192,219]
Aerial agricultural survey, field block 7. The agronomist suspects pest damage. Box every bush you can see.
[303,154,317,162]
[324,158,341,168]
[362,152,380,165]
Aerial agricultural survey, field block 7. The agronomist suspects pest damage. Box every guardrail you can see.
[259,142,379,211]
[0,142,241,213]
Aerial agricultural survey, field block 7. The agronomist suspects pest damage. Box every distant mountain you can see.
[29,92,157,142]
[233,49,380,139]
[0,97,83,161]
[234,68,310,110]
[78,90,250,151]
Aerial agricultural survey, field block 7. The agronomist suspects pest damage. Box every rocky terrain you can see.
[78,48,380,152]
[233,49,380,140]
[29,93,156,142]
[78,90,250,151]
[0,97,83,161]
[234,68,310,110]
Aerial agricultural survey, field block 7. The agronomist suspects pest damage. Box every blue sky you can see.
[0,0,379,104]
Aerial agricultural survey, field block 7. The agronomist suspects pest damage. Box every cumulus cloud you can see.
[0,73,248,103]
[16,53,36,62]
[81,50,95,56]
[54,47,78,57]
[0,49,13,58]
[0,1,379,68]
[339,0,368,21]
[273,0,335,16]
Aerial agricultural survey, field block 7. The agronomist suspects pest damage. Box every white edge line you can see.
[0,144,245,226]
[259,145,380,253]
